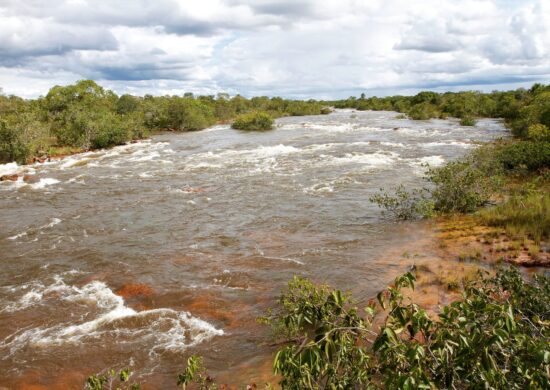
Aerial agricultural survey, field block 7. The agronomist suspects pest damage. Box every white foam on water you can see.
[1,291,43,312]
[262,256,305,265]
[44,218,62,228]
[303,176,360,196]
[409,155,447,175]
[301,141,372,153]
[7,218,62,241]
[321,151,399,168]
[381,142,406,148]
[422,141,474,148]
[184,144,300,170]
[0,277,223,359]
[66,174,86,184]
[418,155,446,166]
[397,127,447,137]
[128,151,161,162]
[0,162,20,176]
[30,178,60,189]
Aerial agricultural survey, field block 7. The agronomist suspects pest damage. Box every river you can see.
[0,109,507,388]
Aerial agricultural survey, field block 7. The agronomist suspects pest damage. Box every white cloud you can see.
[0,0,550,98]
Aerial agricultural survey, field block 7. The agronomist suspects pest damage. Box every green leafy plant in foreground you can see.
[85,368,140,390]
[87,268,549,389]
[262,268,550,389]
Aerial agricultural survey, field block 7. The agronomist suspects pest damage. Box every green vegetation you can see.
[93,268,549,389]
[332,83,550,127]
[369,185,434,220]
[479,192,550,243]
[85,368,140,390]
[498,141,550,172]
[426,156,502,213]
[231,111,274,131]
[260,268,549,389]
[460,116,477,126]
[0,81,330,164]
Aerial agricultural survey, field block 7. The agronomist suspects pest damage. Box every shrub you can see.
[0,119,30,163]
[268,268,550,389]
[427,158,500,213]
[498,141,550,171]
[88,112,132,149]
[407,102,440,120]
[165,98,215,131]
[526,123,550,141]
[0,112,50,163]
[510,91,550,138]
[369,185,434,220]
[85,368,139,390]
[460,116,477,126]
[231,111,274,131]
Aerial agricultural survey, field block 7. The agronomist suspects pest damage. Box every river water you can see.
[0,110,506,388]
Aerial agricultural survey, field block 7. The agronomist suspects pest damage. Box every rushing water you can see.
[0,110,506,388]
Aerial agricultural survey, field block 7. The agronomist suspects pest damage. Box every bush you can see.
[526,123,550,141]
[407,102,440,120]
[427,158,500,213]
[0,119,30,163]
[460,116,477,126]
[498,141,550,171]
[369,185,434,220]
[231,111,274,131]
[268,268,550,389]
[85,368,139,390]
[88,112,132,149]
[0,112,50,163]
[165,98,215,131]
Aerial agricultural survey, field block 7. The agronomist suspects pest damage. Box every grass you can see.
[478,192,550,243]
[47,145,85,157]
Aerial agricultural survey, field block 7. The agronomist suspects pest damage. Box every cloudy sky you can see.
[1,0,550,99]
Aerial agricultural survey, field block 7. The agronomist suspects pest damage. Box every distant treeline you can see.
[2,80,550,164]
[0,80,329,164]
[331,83,550,138]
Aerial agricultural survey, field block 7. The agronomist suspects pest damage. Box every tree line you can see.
[2,81,549,165]
[0,80,329,164]
[332,83,550,137]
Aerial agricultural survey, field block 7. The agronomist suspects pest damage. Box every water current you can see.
[0,109,507,388]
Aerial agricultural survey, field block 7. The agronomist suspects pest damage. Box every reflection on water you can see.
[0,110,506,387]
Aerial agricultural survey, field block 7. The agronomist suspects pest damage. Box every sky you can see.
[1,0,550,99]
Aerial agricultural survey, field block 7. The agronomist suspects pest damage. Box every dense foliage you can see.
[231,111,274,131]
[0,81,330,164]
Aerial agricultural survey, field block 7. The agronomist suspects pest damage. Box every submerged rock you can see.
[23,174,39,183]
[115,283,154,298]
[0,174,19,182]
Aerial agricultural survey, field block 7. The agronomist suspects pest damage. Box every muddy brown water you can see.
[0,110,507,388]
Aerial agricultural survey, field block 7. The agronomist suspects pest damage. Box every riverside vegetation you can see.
[0,80,330,165]
[2,81,549,388]
[81,84,550,389]
[87,268,550,389]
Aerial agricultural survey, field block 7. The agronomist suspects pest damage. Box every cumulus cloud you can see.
[0,0,550,98]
